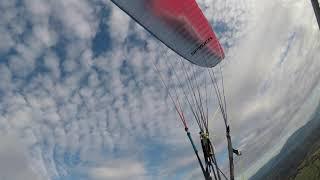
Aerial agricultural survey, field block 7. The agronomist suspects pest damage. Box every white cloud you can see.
[107,4,131,43]
[0,64,12,92]
[51,0,99,40]
[0,133,44,180]
[0,0,319,179]
[90,159,147,180]
[0,28,15,53]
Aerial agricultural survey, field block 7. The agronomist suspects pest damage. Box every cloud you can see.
[89,159,147,180]
[0,133,43,180]
[107,3,131,44]
[0,0,319,179]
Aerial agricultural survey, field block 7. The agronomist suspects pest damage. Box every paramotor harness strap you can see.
[200,132,230,180]
[185,128,211,180]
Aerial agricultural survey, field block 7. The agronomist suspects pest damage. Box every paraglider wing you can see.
[311,0,320,29]
[110,0,225,67]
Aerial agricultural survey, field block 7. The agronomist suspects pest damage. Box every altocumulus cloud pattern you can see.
[0,0,320,179]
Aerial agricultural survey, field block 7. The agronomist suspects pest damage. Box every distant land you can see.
[251,102,320,180]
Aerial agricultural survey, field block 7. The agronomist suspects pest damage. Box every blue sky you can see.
[0,0,320,180]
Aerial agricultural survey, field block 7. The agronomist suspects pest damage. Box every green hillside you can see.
[292,149,320,180]
[251,102,320,180]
